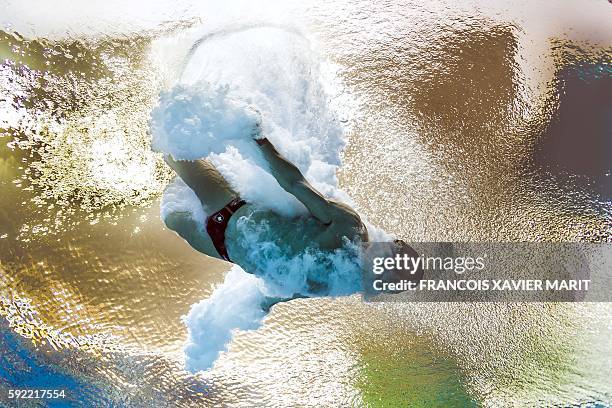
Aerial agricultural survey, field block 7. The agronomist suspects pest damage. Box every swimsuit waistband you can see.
[205,198,246,262]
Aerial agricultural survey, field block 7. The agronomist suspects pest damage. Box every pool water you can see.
[1,0,611,406]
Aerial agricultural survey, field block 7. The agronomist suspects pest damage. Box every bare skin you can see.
[163,137,368,266]
[163,158,237,260]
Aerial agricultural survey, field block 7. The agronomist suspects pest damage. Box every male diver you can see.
[163,122,422,298]
[163,123,368,285]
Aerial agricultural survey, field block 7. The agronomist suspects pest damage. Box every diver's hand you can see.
[250,114,269,146]
[248,108,265,141]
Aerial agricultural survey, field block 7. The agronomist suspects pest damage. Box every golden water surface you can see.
[1,0,611,406]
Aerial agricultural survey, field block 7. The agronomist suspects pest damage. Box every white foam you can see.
[183,266,267,371]
[152,27,345,213]
[150,83,261,161]
[182,239,362,370]
[208,147,307,218]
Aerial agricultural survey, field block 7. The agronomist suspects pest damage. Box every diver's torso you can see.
[224,203,366,295]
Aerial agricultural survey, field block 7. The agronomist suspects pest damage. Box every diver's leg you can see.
[164,155,238,213]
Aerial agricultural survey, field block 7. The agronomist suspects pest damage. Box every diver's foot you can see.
[260,294,308,312]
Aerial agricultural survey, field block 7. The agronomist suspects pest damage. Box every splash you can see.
[182,266,267,371]
[226,212,364,297]
[151,25,389,371]
[151,83,261,161]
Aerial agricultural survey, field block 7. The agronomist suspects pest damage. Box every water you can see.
[1,0,611,406]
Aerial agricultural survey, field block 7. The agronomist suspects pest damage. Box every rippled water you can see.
[1,0,611,406]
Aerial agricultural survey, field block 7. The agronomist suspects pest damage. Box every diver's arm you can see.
[164,155,237,214]
[256,138,333,224]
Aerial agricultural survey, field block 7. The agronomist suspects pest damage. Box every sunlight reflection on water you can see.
[0,0,611,406]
